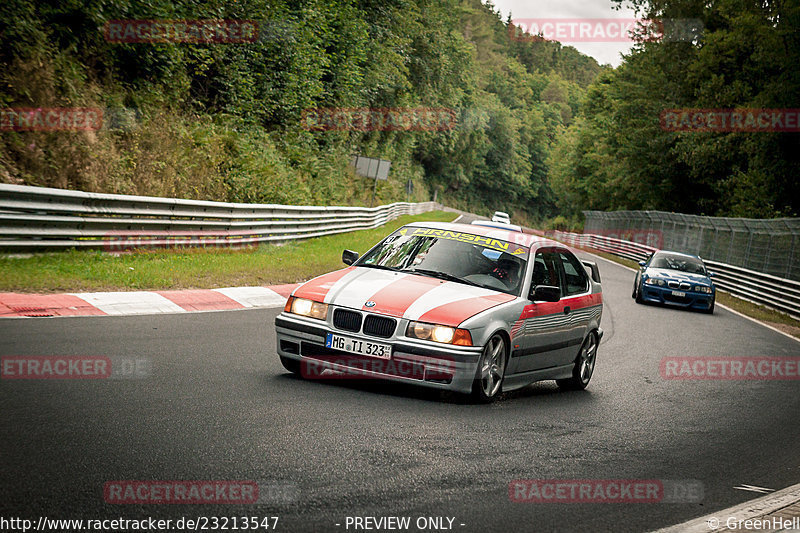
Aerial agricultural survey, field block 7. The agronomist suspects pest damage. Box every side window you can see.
[531,251,561,291]
[559,252,589,296]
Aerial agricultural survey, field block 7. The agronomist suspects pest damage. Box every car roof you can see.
[493,211,509,216]
[471,220,523,232]
[403,221,554,249]
[653,250,703,261]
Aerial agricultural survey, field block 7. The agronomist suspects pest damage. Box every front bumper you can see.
[275,313,483,394]
[641,284,714,311]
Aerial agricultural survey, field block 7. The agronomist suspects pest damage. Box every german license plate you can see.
[326,333,392,360]
[671,290,686,297]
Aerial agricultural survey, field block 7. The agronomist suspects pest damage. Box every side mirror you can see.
[529,285,561,302]
[638,260,647,267]
[342,249,359,266]
[707,272,715,278]
[581,260,601,283]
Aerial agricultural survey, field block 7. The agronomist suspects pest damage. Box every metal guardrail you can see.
[0,184,437,251]
[552,230,800,320]
[583,210,800,281]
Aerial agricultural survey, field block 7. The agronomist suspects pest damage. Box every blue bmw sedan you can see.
[632,251,716,314]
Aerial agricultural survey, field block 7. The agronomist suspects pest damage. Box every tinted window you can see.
[649,252,706,274]
[359,227,529,295]
[559,252,589,296]
[531,251,561,293]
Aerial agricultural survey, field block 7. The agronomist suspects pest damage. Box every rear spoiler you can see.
[581,260,601,284]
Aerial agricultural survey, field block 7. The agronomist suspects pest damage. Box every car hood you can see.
[292,266,516,327]
[645,268,711,284]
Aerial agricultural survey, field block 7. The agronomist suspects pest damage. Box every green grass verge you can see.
[0,211,457,293]
[590,251,800,339]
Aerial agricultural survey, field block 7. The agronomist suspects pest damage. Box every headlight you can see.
[284,296,328,320]
[406,321,472,346]
[645,278,665,286]
[695,285,713,294]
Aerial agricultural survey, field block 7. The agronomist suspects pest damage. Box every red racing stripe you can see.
[292,267,355,302]
[418,293,516,327]
[519,292,602,319]
[362,274,442,317]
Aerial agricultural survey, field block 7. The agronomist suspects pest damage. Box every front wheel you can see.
[557,332,598,391]
[471,334,507,403]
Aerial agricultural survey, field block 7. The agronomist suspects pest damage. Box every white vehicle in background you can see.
[471,220,523,233]
[492,211,511,224]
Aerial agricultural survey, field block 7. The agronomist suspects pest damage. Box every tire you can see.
[634,282,643,304]
[471,334,507,403]
[704,298,715,315]
[280,355,301,375]
[557,332,598,391]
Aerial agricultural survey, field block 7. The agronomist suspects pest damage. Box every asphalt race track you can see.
[1,254,799,532]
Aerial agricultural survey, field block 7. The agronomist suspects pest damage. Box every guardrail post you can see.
[764,235,772,274]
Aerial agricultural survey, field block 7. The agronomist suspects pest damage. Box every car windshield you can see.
[650,253,707,275]
[358,227,529,296]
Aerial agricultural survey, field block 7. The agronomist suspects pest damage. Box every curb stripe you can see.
[212,287,286,308]
[73,292,186,315]
[156,290,245,312]
[0,293,107,317]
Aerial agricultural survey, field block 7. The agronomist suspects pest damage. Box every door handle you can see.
[563,306,571,315]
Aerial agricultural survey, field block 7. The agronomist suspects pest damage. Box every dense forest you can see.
[549,0,800,220]
[0,0,601,222]
[0,0,796,223]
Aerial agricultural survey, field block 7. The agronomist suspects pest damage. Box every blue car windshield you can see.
[650,253,706,275]
[358,227,529,295]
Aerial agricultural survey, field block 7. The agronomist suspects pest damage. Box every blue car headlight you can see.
[694,285,713,294]
[645,278,666,287]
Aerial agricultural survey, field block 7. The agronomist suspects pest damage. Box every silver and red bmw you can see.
[275,222,603,402]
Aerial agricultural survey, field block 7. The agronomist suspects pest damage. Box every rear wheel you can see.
[471,334,507,403]
[557,332,598,391]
